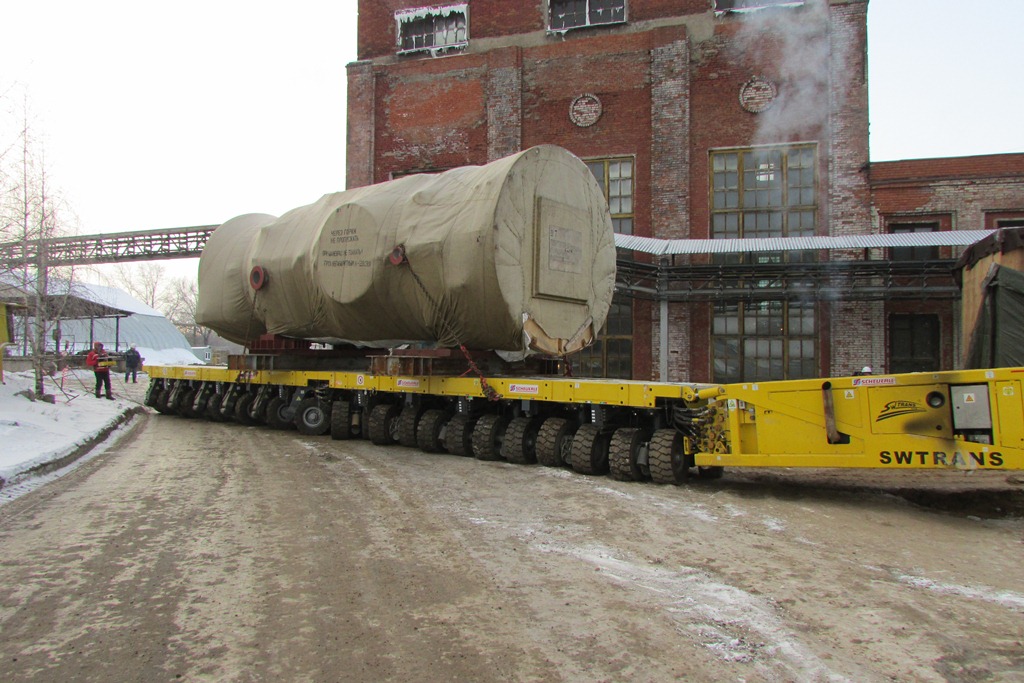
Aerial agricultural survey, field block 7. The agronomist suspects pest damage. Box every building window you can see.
[890,314,940,373]
[710,144,817,383]
[889,223,939,261]
[711,144,816,248]
[713,301,816,383]
[576,297,633,379]
[396,5,468,55]
[579,156,634,379]
[549,0,626,32]
[996,218,1024,228]
[715,0,803,11]
[586,157,633,235]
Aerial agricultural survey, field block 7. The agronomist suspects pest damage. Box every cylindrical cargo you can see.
[196,145,617,355]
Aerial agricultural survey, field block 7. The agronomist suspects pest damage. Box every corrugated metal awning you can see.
[614,230,996,256]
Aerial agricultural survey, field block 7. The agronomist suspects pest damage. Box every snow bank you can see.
[0,370,138,485]
[134,346,204,366]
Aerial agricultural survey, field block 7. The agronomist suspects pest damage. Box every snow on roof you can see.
[60,281,164,317]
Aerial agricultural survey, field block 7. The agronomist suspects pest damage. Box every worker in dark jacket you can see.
[86,342,114,400]
[124,344,143,383]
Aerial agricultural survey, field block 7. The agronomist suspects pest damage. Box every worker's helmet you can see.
[861,366,872,374]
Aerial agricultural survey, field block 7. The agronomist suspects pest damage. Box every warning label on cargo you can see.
[548,226,582,274]
[321,227,371,268]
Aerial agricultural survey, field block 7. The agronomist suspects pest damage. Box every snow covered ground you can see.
[0,346,202,492]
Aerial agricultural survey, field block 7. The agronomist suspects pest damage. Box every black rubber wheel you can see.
[416,409,448,453]
[472,413,510,461]
[193,387,211,417]
[649,428,691,485]
[608,427,648,482]
[206,392,225,421]
[153,387,173,415]
[177,388,197,418]
[396,406,424,448]
[501,417,540,465]
[294,398,331,436]
[535,417,576,468]
[144,382,160,408]
[570,423,610,475]
[444,414,476,456]
[234,393,259,426]
[266,396,296,431]
[368,403,400,445]
[331,400,354,440]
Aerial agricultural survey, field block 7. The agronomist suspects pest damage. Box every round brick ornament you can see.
[569,93,603,127]
[739,76,778,114]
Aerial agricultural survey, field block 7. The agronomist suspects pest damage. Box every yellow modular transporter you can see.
[143,363,1023,482]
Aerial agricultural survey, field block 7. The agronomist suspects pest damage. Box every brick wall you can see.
[351,0,1024,381]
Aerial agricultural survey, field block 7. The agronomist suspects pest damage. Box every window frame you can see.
[888,222,940,261]
[576,296,633,380]
[709,143,818,263]
[548,0,627,33]
[709,143,819,383]
[585,156,635,236]
[395,4,469,56]
[889,313,940,374]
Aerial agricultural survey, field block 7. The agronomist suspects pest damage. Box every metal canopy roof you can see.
[614,230,996,256]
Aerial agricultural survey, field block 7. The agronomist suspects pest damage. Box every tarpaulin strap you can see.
[397,248,501,402]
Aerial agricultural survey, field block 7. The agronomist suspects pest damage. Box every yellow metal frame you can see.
[146,363,1024,471]
[699,367,1024,471]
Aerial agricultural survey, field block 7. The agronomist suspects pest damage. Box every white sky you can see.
[2,0,1022,282]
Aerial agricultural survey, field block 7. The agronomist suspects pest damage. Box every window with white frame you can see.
[396,5,468,55]
[549,0,626,32]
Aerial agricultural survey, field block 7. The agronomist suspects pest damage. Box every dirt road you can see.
[0,413,1022,682]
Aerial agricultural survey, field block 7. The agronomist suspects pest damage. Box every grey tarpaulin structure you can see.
[964,264,1024,369]
[197,145,617,356]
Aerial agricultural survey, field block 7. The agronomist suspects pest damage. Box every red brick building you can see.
[347,0,1024,381]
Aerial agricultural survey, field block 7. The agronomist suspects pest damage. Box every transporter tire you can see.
[569,423,610,475]
[368,403,401,445]
[397,406,424,448]
[444,414,476,457]
[295,398,331,436]
[536,417,576,468]
[178,388,197,418]
[144,382,160,409]
[416,409,448,453]
[193,388,212,417]
[608,427,648,482]
[330,400,354,440]
[501,417,540,465]
[234,393,259,426]
[204,391,222,420]
[153,388,173,415]
[266,397,297,431]
[471,413,509,461]
[649,428,691,485]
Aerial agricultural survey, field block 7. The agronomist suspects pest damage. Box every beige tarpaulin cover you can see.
[196,145,617,355]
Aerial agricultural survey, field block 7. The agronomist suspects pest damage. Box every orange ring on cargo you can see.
[250,265,268,290]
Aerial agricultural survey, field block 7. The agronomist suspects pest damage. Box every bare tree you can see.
[163,275,212,345]
[1,92,77,398]
[102,261,167,310]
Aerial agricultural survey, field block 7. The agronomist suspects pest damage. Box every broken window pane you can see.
[396,5,468,54]
[550,0,626,31]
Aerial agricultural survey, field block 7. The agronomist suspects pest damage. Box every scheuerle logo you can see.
[876,400,925,422]
[509,383,539,395]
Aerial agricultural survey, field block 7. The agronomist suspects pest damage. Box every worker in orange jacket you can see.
[86,342,114,400]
